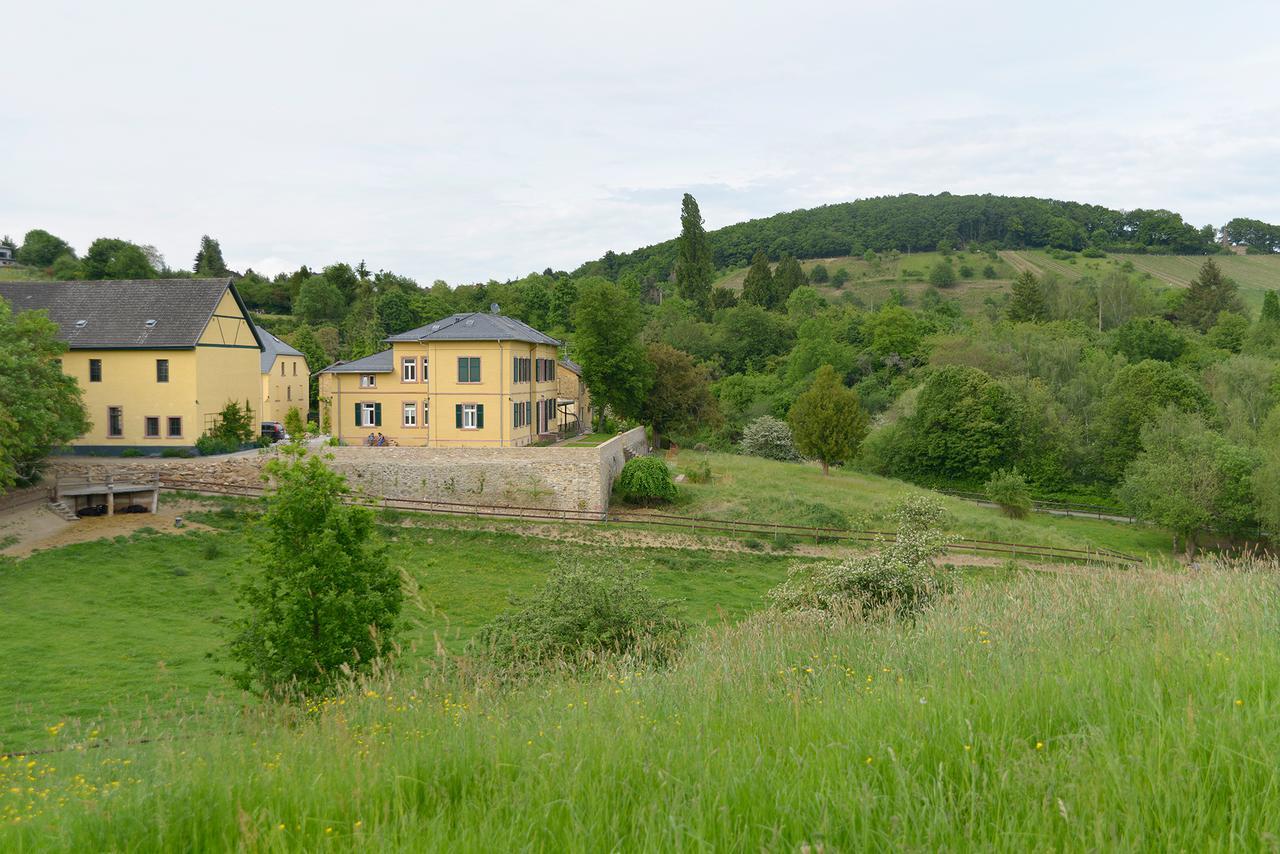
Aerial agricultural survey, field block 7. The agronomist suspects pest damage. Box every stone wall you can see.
[43,426,652,514]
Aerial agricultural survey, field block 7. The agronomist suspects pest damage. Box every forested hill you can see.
[574,193,1237,283]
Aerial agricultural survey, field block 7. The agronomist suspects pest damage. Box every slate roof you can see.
[385,312,560,346]
[0,278,263,351]
[559,358,583,374]
[317,348,394,374]
[256,326,305,373]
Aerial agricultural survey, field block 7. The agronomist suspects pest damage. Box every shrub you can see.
[616,456,677,505]
[959,264,974,278]
[474,562,687,670]
[200,537,225,560]
[160,447,194,459]
[740,415,801,461]
[284,407,305,439]
[928,261,956,288]
[211,400,255,444]
[831,268,850,288]
[682,459,712,484]
[1082,247,1106,258]
[195,434,240,456]
[984,468,1032,518]
[769,496,952,617]
[982,264,998,279]
[120,448,142,458]
[809,263,829,284]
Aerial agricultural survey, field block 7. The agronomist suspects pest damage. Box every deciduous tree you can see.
[572,278,653,425]
[15,229,74,267]
[639,343,718,448]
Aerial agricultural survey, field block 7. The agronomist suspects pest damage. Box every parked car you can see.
[76,504,108,518]
[261,421,289,442]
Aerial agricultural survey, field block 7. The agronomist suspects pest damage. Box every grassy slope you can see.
[665,451,1171,558]
[4,567,1278,849]
[0,520,803,750]
[1006,249,1280,314]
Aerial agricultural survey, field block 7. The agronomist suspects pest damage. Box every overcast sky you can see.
[5,1,1279,284]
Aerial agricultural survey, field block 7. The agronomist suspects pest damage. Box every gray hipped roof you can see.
[317,348,394,374]
[385,312,560,346]
[559,358,582,374]
[256,326,305,373]
[0,278,263,351]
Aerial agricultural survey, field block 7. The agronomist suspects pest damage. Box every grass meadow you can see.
[4,564,1279,850]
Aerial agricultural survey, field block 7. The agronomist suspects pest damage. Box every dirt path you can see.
[0,501,211,558]
[999,250,1042,276]
[1125,257,1192,288]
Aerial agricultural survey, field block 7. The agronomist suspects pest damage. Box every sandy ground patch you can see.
[0,500,212,558]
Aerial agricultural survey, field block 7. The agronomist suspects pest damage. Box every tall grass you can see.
[5,566,1280,850]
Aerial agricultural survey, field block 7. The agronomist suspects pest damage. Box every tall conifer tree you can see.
[674,194,714,313]
[742,250,775,308]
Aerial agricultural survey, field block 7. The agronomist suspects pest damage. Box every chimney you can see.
[490,303,500,314]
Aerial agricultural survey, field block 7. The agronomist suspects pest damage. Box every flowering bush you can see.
[769,496,953,617]
[740,416,802,461]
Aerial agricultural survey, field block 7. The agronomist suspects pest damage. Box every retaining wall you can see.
[43,426,651,514]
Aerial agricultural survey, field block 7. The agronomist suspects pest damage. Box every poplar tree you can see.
[788,364,869,475]
[674,193,713,313]
[742,251,775,308]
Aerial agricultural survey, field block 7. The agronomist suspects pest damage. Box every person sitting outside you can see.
[366,432,377,446]
[376,432,387,446]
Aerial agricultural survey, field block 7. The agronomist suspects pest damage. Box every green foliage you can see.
[81,238,158,279]
[1112,317,1185,363]
[809,264,829,284]
[709,286,738,310]
[119,448,143,458]
[195,435,240,456]
[682,458,712,483]
[1262,291,1280,324]
[573,278,653,424]
[639,343,718,446]
[1118,411,1257,554]
[884,365,1022,484]
[0,299,88,487]
[787,365,869,475]
[193,235,230,276]
[376,289,417,336]
[770,496,951,617]
[616,456,678,505]
[295,275,346,324]
[984,469,1032,518]
[1006,271,1046,321]
[1251,408,1280,537]
[16,228,74,267]
[831,267,850,287]
[50,253,83,280]
[674,194,714,313]
[981,264,998,279]
[284,407,305,438]
[928,260,956,288]
[740,415,801,461]
[474,561,687,670]
[213,399,255,444]
[228,448,402,695]
[773,254,807,304]
[741,250,776,308]
[1099,360,1214,481]
[160,447,194,458]
[1207,312,1249,353]
[1176,259,1244,332]
[711,304,794,374]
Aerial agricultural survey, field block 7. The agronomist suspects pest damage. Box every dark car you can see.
[261,421,289,442]
[76,504,108,518]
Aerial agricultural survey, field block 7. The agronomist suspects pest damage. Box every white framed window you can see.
[360,374,376,388]
[403,402,417,427]
[402,357,417,383]
[424,399,429,426]
[360,402,377,426]
[462,403,478,429]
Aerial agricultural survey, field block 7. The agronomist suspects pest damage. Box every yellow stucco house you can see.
[257,327,310,424]
[0,277,263,451]
[317,310,587,447]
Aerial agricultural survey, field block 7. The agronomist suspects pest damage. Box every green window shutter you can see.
[513,402,518,425]
[374,402,382,426]
[458,358,466,383]
[455,404,462,428]
[476,404,484,429]
[354,402,361,426]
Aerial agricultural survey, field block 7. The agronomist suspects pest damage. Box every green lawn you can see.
[0,518,806,751]
[561,432,615,447]
[4,564,1277,849]
[665,451,1171,559]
